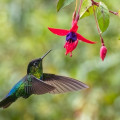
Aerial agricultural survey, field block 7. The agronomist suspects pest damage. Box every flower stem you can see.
[78,0,83,15]
[92,2,104,45]
[76,0,84,21]
[78,0,83,14]
[72,0,78,20]
[75,0,78,12]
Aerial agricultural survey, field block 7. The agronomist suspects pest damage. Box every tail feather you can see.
[0,96,17,109]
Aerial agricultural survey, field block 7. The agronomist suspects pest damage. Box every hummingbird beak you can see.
[41,49,52,60]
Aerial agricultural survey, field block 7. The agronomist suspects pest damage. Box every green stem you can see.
[92,1,104,45]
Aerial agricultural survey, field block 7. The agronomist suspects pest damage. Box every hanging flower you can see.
[100,45,107,61]
[48,20,96,57]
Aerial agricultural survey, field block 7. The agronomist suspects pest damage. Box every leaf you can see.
[57,0,74,12]
[80,5,97,19]
[80,0,92,18]
[97,2,110,33]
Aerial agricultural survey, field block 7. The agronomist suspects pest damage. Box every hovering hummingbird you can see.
[0,50,89,109]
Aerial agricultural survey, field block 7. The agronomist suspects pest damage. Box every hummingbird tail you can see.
[0,96,17,109]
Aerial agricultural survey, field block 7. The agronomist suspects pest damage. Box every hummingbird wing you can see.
[43,73,89,94]
[0,75,55,109]
[24,75,55,95]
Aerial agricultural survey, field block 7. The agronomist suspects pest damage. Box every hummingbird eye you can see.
[33,62,38,67]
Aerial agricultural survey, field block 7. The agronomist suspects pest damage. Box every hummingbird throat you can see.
[29,65,43,80]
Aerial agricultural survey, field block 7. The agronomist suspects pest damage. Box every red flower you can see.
[48,20,96,56]
[100,45,107,61]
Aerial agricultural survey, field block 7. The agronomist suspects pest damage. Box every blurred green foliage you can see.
[0,0,120,120]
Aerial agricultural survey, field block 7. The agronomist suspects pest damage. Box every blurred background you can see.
[0,0,120,120]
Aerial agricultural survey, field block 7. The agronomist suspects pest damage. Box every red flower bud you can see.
[100,46,107,61]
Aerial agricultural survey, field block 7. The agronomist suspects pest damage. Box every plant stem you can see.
[109,10,118,15]
[78,0,83,15]
[72,0,77,20]
[92,2,104,45]
[76,0,83,21]
[91,0,118,16]
[75,0,78,12]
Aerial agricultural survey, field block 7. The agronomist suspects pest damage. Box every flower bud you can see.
[100,46,107,61]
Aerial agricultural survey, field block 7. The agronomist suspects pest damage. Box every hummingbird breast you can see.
[30,67,43,80]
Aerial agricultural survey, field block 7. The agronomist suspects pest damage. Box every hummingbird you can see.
[0,50,89,109]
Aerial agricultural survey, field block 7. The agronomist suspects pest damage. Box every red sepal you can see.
[70,21,78,32]
[48,27,69,36]
[77,33,96,44]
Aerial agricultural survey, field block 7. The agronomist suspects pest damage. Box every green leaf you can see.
[57,0,74,12]
[80,5,97,19]
[80,0,92,18]
[97,2,110,33]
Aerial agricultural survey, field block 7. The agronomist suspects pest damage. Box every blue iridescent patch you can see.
[66,32,77,42]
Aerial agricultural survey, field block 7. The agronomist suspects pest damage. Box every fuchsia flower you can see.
[100,45,107,61]
[48,20,96,57]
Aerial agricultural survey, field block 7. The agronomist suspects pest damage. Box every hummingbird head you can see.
[27,50,51,78]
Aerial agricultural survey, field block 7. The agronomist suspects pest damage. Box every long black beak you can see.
[41,49,52,60]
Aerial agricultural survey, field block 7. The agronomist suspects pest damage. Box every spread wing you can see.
[24,75,55,95]
[43,73,89,94]
[0,75,55,109]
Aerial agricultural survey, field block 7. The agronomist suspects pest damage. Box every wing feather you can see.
[24,75,55,95]
[43,73,89,94]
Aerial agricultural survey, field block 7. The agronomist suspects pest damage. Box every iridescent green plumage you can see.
[0,50,89,109]
[0,50,54,108]
[28,60,43,79]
